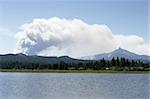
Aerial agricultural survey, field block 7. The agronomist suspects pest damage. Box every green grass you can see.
[0,69,149,74]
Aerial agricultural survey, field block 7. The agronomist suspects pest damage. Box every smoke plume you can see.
[15,17,149,57]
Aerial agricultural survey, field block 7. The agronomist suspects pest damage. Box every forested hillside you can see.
[0,54,149,71]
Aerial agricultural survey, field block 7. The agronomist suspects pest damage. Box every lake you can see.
[0,73,149,99]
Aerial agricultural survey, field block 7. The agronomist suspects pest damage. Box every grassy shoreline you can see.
[0,69,149,74]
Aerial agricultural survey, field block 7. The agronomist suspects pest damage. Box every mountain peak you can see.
[118,47,124,50]
[112,48,131,54]
[115,47,126,51]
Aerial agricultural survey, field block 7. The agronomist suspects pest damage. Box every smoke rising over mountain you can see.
[15,17,149,57]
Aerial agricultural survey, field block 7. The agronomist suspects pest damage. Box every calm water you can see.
[0,73,149,99]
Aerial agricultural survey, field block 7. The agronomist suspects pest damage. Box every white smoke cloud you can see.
[15,17,150,58]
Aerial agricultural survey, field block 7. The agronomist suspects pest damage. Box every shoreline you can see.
[0,69,149,74]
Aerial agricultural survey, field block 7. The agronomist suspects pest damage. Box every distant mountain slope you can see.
[0,53,85,64]
[81,48,150,62]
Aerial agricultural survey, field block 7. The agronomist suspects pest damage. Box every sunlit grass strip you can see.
[0,69,149,74]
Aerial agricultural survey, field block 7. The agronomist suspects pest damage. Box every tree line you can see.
[0,57,149,71]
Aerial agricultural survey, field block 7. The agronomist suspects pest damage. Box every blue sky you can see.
[0,0,149,55]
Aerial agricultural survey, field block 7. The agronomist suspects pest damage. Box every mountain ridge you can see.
[0,53,86,64]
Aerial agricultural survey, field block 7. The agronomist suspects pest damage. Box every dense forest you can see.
[0,57,149,71]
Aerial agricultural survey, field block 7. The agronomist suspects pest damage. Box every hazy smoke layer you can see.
[15,17,149,57]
